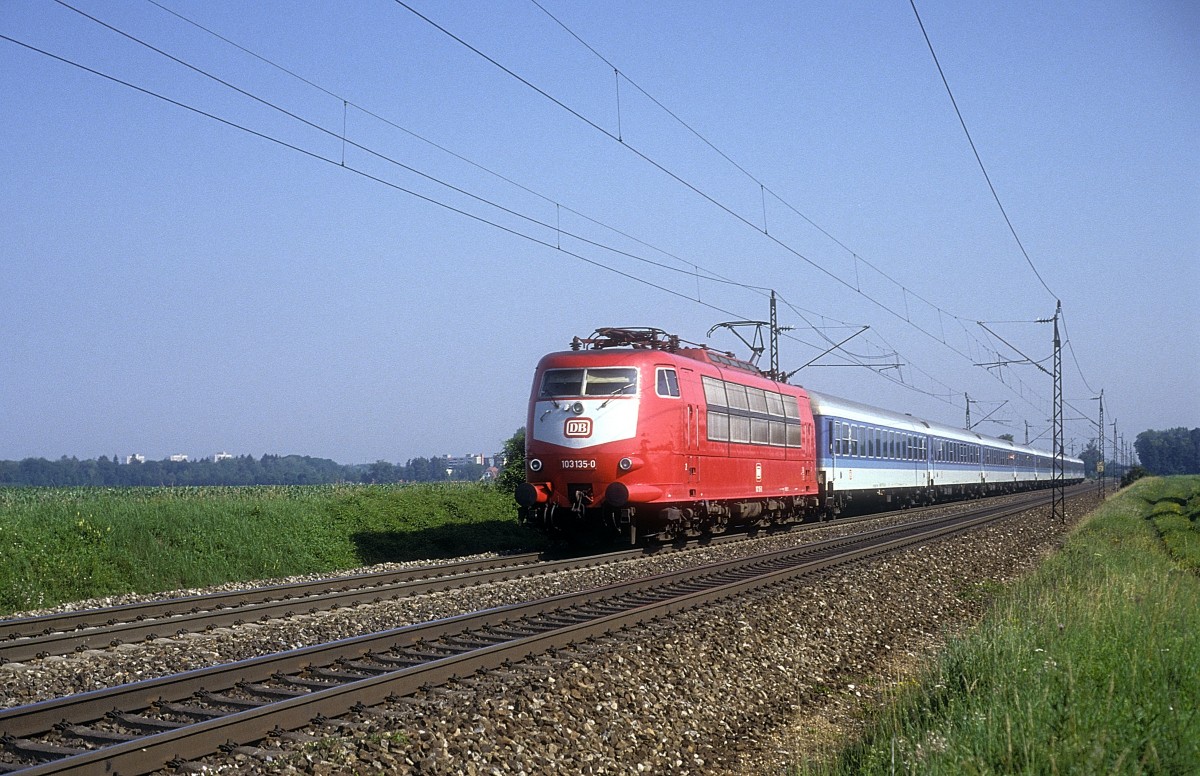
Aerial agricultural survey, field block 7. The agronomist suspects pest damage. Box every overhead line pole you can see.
[1112,419,1118,484]
[1098,390,1105,497]
[1052,302,1064,522]
[1037,302,1065,523]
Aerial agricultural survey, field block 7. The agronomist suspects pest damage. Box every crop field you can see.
[0,483,538,615]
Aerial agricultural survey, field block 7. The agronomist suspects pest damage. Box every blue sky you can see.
[2,0,1196,464]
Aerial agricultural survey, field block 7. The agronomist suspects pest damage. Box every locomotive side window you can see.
[708,411,730,442]
[701,377,806,449]
[540,368,638,398]
[747,387,769,414]
[656,368,680,398]
[730,415,751,444]
[702,376,727,407]
[726,384,749,411]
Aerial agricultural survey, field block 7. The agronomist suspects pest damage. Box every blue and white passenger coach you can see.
[810,390,1084,512]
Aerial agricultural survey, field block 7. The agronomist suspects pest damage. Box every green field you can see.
[0,483,541,615]
[800,476,1200,774]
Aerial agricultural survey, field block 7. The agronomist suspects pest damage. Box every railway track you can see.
[0,487,1073,665]
[0,488,1076,775]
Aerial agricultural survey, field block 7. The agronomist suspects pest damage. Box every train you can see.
[514,327,1085,543]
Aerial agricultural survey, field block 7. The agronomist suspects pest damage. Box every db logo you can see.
[564,418,593,438]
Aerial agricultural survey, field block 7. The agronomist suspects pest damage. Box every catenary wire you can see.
[393,0,1089,429]
[7,6,1091,440]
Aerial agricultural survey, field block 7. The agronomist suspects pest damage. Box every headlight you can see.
[528,458,543,472]
[571,401,585,415]
[617,456,644,472]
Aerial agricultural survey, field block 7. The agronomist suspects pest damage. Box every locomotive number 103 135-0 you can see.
[561,459,597,469]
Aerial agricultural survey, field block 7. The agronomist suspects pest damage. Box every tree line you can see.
[1135,428,1200,476]
[0,453,487,487]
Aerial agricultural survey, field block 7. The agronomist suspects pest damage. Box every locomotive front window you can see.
[540,367,638,398]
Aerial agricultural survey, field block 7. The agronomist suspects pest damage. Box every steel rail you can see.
[0,489,1077,775]
[0,552,542,646]
[0,535,765,664]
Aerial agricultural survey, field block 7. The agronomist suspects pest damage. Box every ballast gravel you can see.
[0,493,1098,774]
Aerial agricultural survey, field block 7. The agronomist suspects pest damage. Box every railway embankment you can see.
[0,483,538,616]
[779,476,1199,775]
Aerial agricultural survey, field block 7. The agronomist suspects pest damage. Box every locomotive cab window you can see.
[655,368,680,398]
[540,367,638,398]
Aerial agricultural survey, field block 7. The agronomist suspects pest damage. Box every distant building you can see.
[125,453,146,464]
[212,452,234,462]
[169,454,189,463]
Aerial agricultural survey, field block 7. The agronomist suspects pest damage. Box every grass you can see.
[796,476,1200,775]
[0,483,543,615]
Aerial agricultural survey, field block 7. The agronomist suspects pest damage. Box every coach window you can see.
[656,368,680,398]
[751,417,770,444]
[783,395,801,419]
[787,421,802,448]
[770,420,787,446]
[766,392,785,417]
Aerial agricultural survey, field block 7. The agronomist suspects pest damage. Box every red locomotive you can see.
[515,328,820,542]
